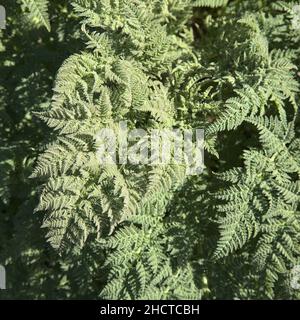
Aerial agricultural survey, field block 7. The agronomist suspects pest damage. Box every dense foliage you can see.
[0,0,300,299]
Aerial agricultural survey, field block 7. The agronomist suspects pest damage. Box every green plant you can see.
[0,0,300,299]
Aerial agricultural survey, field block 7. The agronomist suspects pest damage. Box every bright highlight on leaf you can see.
[20,0,51,31]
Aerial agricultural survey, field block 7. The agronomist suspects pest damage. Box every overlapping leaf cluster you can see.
[1,0,300,299]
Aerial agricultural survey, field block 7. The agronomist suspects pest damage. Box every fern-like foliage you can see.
[32,1,190,253]
[1,0,300,300]
[19,0,51,31]
[30,0,300,298]
[194,0,228,7]
[214,116,300,297]
[101,199,203,299]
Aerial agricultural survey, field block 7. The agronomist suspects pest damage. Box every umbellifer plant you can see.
[0,0,300,299]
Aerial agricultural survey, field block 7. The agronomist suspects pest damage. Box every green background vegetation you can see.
[0,0,300,299]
